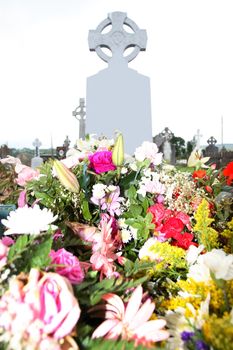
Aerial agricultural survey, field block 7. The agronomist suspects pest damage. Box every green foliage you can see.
[74,270,149,307]
[0,163,20,204]
[7,233,52,273]
[171,136,186,159]
[125,212,155,241]
[27,161,80,222]
[81,338,167,350]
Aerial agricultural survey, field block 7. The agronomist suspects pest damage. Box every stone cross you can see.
[207,136,217,145]
[31,138,43,169]
[32,138,42,157]
[88,11,147,65]
[194,129,203,150]
[86,12,152,154]
[72,98,86,140]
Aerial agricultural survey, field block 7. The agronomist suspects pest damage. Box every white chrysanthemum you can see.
[92,184,107,199]
[2,205,58,235]
[121,228,132,243]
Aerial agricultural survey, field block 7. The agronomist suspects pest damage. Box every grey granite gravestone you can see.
[86,12,152,154]
[31,138,43,169]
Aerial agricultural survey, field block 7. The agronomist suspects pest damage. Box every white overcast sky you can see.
[1,0,233,149]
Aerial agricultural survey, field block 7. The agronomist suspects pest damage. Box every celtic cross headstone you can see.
[86,12,152,153]
[72,98,86,140]
[31,138,43,169]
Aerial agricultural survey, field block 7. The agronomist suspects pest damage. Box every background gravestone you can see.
[72,98,86,140]
[31,138,43,169]
[86,12,152,154]
[154,127,176,164]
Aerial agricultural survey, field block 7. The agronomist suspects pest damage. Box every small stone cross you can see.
[88,11,147,64]
[207,136,217,145]
[194,129,203,150]
[72,98,86,140]
[32,138,42,157]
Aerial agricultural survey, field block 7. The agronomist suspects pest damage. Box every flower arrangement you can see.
[0,135,233,350]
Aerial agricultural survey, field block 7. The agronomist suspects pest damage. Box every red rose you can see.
[147,203,172,230]
[172,232,197,250]
[89,151,116,174]
[161,217,184,239]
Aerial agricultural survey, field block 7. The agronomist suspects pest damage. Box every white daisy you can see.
[2,205,58,235]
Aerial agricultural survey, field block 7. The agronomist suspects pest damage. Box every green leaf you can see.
[82,338,165,350]
[30,235,53,269]
[82,199,92,221]
[8,235,29,262]
[127,185,137,201]
[128,204,142,217]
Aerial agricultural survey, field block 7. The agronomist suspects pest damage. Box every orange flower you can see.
[192,169,207,180]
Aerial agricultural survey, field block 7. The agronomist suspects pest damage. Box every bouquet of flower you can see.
[0,135,233,350]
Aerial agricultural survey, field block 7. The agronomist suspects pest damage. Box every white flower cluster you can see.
[158,169,205,214]
[76,135,114,153]
[118,219,137,243]
[134,141,163,165]
[137,168,165,197]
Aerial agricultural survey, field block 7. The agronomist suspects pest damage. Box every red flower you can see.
[223,161,233,185]
[161,217,184,239]
[147,204,171,230]
[192,169,207,180]
[89,151,116,174]
[205,185,213,193]
[172,232,197,250]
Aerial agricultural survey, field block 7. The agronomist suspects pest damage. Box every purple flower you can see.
[181,331,195,341]
[100,186,124,216]
[195,340,209,350]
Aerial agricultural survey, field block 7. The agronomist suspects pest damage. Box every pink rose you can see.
[50,248,84,285]
[0,268,81,346]
[37,270,81,339]
[89,151,116,174]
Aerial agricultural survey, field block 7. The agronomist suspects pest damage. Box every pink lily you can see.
[92,285,169,346]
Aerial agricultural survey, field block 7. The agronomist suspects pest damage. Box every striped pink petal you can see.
[92,319,119,338]
[129,299,155,330]
[134,319,169,342]
[102,293,125,318]
[124,285,143,323]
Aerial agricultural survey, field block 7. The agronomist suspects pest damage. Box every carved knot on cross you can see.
[207,136,217,145]
[88,11,147,65]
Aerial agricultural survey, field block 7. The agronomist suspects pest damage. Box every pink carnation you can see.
[89,151,116,174]
[50,248,84,285]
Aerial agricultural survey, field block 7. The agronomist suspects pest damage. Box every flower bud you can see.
[53,159,79,193]
[112,133,124,166]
